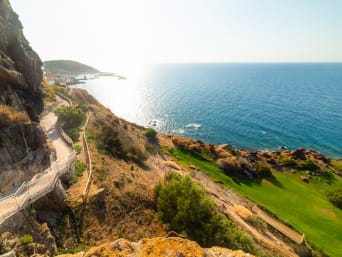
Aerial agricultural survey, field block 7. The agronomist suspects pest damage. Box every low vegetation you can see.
[144,128,157,141]
[330,159,342,172]
[155,173,272,256]
[163,146,342,257]
[41,79,56,104]
[73,144,82,155]
[0,105,29,129]
[255,162,272,177]
[326,188,342,209]
[21,234,33,244]
[75,160,87,177]
[94,125,147,163]
[279,157,319,172]
[54,104,86,141]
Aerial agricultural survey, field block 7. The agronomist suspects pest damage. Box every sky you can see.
[10,0,342,72]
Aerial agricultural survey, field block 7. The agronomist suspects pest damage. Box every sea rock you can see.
[292,148,307,160]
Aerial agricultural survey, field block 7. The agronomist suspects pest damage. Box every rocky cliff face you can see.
[0,0,50,193]
[0,0,43,120]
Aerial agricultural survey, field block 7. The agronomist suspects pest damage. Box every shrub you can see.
[155,173,259,253]
[278,157,298,168]
[255,163,272,177]
[21,234,33,244]
[326,188,342,209]
[298,159,319,171]
[73,144,82,155]
[246,215,267,231]
[144,128,157,142]
[54,104,86,141]
[0,105,29,129]
[54,104,85,130]
[97,125,147,163]
[98,126,127,158]
[75,160,87,177]
[216,156,249,174]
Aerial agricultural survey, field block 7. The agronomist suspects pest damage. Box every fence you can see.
[82,113,92,201]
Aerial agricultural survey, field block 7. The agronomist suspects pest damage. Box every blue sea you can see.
[75,63,342,158]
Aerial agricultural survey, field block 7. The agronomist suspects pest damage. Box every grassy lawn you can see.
[164,147,342,257]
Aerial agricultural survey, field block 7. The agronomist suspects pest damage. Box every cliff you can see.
[0,0,50,193]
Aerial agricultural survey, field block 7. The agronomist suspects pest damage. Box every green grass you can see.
[165,147,342,257]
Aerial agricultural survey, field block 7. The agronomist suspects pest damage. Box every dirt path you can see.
[252,206,304,244]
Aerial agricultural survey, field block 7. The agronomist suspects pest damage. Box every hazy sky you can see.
[10,0,342,71]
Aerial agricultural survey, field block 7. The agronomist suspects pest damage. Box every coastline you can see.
[70,71,342,159]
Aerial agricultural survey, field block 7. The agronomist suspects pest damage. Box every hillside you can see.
[43,60,100,75]
[49,87,340,257]
[1,1,342,256]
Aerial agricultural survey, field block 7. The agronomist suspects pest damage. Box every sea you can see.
[73,63,342,158]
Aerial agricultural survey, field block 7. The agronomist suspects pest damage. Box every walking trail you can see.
[40,97,73,160]
[0,97,73,223]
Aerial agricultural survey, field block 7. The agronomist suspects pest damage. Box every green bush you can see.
[327,188,342,209]
[75,160,87,177]
[155,173,259,253]
[21,234,33,244]
[278,157,298,168]
[98,126,127,158]
[298,159,319,171]
[144,128,157,141]
[97,125,147,163]
[54,105,85,129]
[255,163,272,177]
[73,144,82,155]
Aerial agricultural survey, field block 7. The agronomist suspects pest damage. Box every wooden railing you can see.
[82,113,92,201]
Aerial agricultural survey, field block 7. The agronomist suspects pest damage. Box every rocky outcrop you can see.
[0,0,43,121]
[0,0,50,193]
[56,237,254,257]
[0,122,51,193]
[0,212,57,256]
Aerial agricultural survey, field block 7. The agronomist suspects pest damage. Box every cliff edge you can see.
[0,0,50,193]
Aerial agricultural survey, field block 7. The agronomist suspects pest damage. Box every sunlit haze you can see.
[10,0,342,74]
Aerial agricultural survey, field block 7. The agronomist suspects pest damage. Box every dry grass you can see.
[0,105,29,128]
[41,79,56,104]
